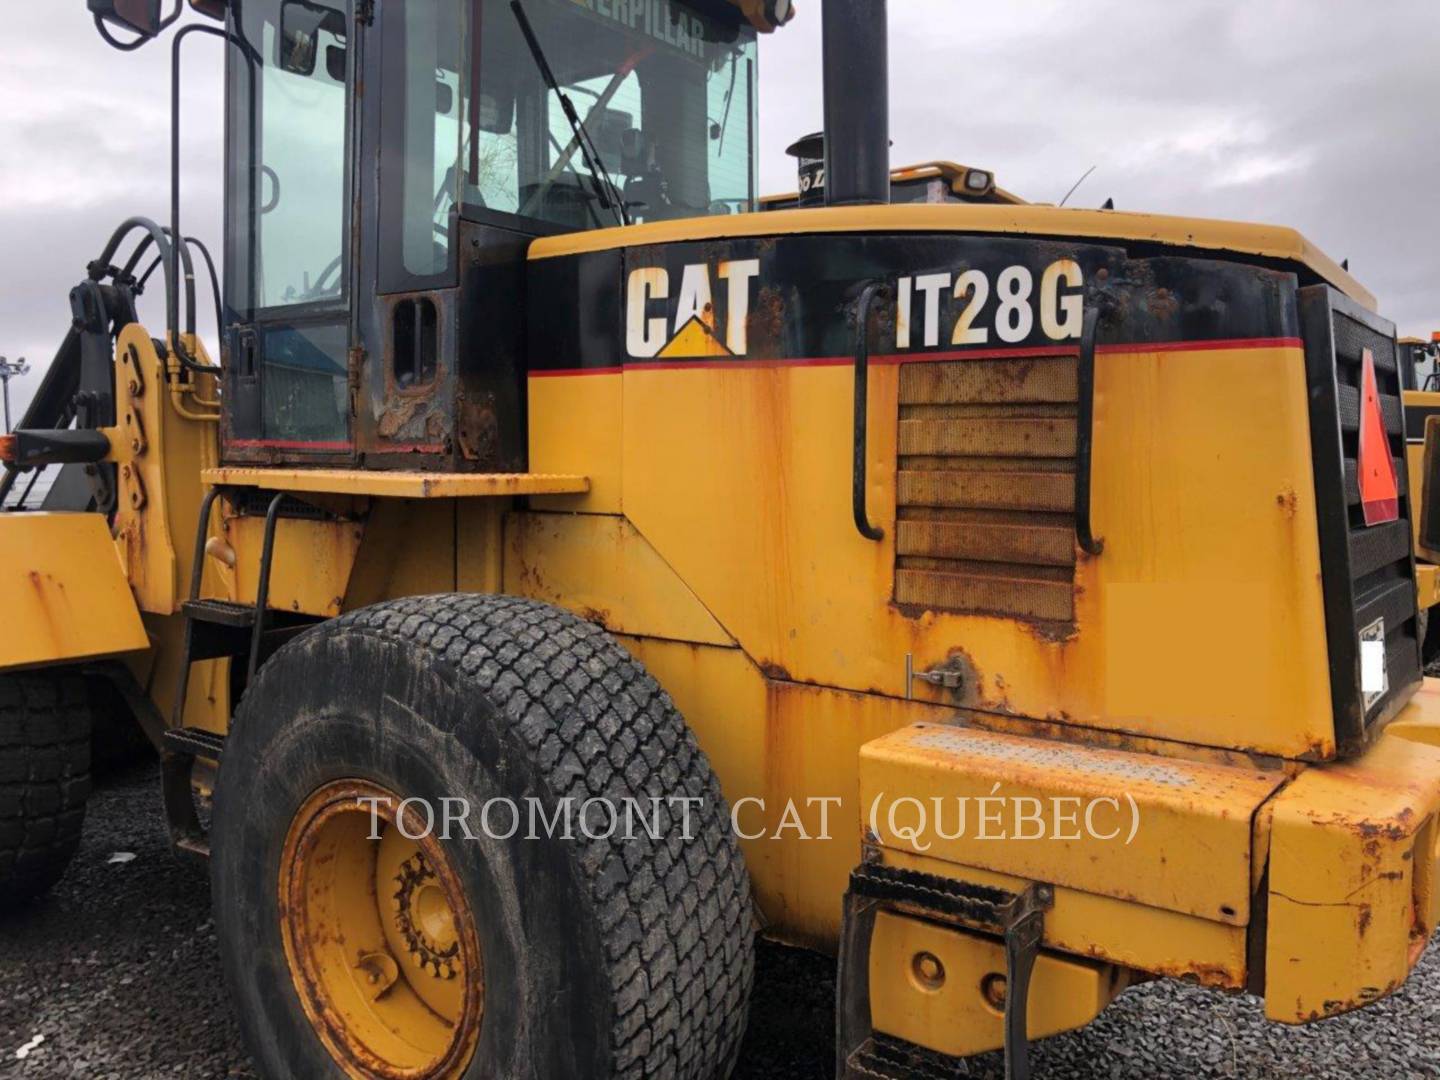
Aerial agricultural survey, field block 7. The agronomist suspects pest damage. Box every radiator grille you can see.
[894,357,1077,623]
[1300,286,1422,754]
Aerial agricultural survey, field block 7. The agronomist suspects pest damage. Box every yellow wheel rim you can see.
[279,780,482,1080]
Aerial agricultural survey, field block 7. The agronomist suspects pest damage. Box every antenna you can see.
[1059,165,1097,208]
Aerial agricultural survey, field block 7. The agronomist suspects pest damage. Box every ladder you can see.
[161,487,319,856]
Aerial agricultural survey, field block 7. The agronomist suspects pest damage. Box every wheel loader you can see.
[4,1,1440,1078]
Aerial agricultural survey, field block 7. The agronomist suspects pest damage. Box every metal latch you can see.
[905,654,965,698]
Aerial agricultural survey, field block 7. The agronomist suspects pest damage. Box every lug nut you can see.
[912,951,945,990]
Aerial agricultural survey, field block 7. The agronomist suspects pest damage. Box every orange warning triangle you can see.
[1358,347,1399,526]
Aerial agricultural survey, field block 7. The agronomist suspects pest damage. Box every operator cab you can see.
[218,0,759,470]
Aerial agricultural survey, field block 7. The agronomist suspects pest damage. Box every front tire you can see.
[0,672,92,909]
[212,594,754,1079]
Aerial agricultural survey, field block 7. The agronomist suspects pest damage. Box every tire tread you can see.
[0,672,91,908]
[329,595,754,1080]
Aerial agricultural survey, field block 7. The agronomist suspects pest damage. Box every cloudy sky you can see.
[2,1,1438,417]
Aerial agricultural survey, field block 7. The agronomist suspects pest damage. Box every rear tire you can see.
[212,594,755,1079]
[0,672,92,909]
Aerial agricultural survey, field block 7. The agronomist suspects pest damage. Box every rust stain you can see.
[457,395,499,464]
[376,396,421,438]
[1144,286,1180,322]
[759,660,793,681]
[1078,944,1242,990]
[748,286,787,355]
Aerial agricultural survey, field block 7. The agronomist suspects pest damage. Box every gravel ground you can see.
[3,761,1439,1079]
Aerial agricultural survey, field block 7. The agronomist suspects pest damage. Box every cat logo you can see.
[625,260,761,358]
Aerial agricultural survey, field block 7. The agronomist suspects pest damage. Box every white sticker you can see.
[1360,617,1388,708]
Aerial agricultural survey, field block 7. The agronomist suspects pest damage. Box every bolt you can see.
[981,972,1008,1010]
[912,951,945,990]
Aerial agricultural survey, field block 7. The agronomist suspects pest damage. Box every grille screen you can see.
[893,357,1077,623]
[1300,286,1422,754]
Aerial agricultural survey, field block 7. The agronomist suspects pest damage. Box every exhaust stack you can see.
[822,0,890,207]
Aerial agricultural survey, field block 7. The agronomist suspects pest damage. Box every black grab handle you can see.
[852,282,888,541]
[1074,306,1104,556]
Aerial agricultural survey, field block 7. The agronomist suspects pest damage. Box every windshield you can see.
[466,0,758,230]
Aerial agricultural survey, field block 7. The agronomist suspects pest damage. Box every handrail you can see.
[852,281,888,541]
[171,23,231,376]
[1074,306,1104,556]
[249,492,288,685]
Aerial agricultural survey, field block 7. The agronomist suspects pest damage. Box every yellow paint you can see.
[202,467,588,499]
[860,722,1285,924]
[1385,679,1440,748]
[1417,564,1440,614]
[505,512,732,646]
[527,372,623,513]
[225,506,364,618]
[611,636,952,948]
[279,780,482,1078]
[112,327,220,615]
[1264,710,1440,1021]
[530,203,1373,310]
[457,501,506,595]
[618,344,1336,759]
[0,512,149,669]
[344,501,461,608]
[868,911,1122,1058]
[880,848,1249,989]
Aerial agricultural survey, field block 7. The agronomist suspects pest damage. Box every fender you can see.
[0,511,148,670]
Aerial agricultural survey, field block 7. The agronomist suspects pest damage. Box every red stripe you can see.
[228,439,353,450]
[529,365,625,377]
[627,356,851,372]
[527,336,1304,377]
[1097,336,1303,355]
[871,344,1081,365]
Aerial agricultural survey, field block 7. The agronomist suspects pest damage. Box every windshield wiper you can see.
[510,0,630,227]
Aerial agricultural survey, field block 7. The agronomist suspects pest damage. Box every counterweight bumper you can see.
[847,687,1440,1067]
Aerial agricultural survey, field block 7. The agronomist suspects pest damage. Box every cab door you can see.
[222,0,358,462]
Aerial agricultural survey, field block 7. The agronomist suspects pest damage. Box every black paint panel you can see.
[528,234,1304,371]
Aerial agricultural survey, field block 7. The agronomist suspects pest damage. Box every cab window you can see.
[468,0,758,230]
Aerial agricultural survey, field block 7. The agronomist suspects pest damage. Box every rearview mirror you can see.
[477,91,515,135]
[88,0,163,38]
